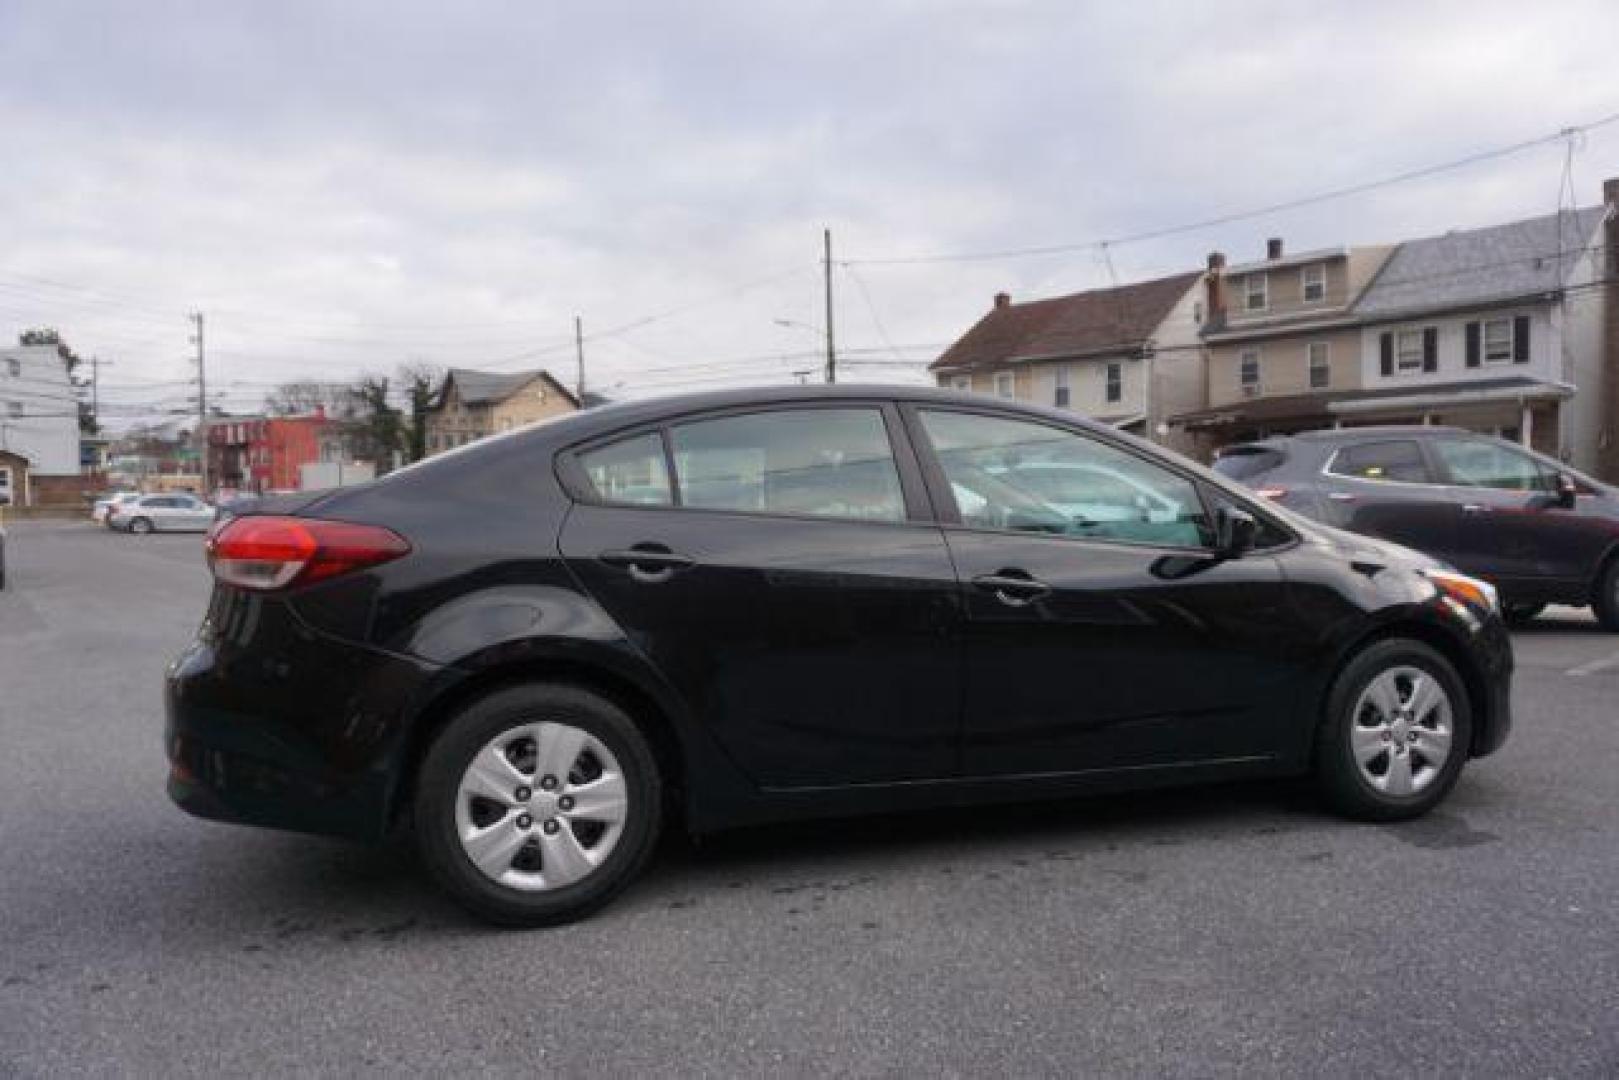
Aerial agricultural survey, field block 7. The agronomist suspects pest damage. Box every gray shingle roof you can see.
[447,368,546,405]
[1354,206,1606,318]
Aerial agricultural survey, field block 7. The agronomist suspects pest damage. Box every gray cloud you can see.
[2,0,1617,423]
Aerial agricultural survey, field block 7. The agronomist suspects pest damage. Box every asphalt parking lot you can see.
[2,521,1617,1076]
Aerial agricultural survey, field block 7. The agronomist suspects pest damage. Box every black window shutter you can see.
[1422,327,1438,372]
[1513,315,1531,362]
[1465,322,1481,367]
[1379,332,1394,376]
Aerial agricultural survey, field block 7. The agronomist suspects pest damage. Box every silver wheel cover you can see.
[1350,665,1454,797]
[453,721,629,891]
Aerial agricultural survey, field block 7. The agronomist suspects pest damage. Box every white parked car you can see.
[92,491,143,525]
[108,494,217,534]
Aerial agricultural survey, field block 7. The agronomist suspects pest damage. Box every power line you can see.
[844,109,1619,266]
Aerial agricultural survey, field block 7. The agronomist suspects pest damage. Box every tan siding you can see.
[1207,328,1364,406]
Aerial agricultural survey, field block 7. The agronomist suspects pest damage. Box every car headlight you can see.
[1420,568,1498,616]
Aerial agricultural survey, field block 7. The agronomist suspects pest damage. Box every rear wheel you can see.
[1502,601,1545,627]
[1593,559,1619,633]
[128,517,153,535]
[414,684,662,926]
[1314,639,1471,821]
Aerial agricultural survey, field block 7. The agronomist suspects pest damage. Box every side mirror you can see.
[1553,472,1578,510]
[1214,506,1259,558]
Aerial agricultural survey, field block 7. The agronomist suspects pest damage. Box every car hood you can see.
[1298,519,1442,571]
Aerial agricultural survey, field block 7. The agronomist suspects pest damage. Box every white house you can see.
[1348,204,1611,471]
[929,272,1208,455]
[0,343,81,506]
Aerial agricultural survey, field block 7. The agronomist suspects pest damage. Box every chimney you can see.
[1266,237,1284,260]
[993,291,1011,310]
[1204,251,1227,323]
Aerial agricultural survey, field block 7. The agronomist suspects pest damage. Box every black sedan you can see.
[166,387,1512,925]
[1214,426,1619,629]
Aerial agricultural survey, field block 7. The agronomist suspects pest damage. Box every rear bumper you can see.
[164,594,442,842]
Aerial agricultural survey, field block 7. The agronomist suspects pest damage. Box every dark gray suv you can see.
[1214,426,1619,630]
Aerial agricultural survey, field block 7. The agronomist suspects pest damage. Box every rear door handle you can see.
[972,570,1051,607]
[599,546,694,582]
[1327,492,1356,502]
[1461,504,1490,514]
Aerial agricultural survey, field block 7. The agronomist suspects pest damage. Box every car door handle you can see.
[1327,492,1356,502]
[1461,503,1490,514]
[599,546,694,582]
[972,570,1051,607]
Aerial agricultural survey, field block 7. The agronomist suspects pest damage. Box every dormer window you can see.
[1245,273,1268,312]
[1302,264,1326,303]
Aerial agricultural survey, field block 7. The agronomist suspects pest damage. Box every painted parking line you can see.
[1566,651,1619,677]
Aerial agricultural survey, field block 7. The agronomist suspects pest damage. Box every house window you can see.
[1396,330,1425,373]
[1483,318,1514,362]
[1104,362,1122,404]
[951,376,970,392]
[1239,350,1260,394]
[1302,264,1326,303]
[1245,274,1268,311]
[993,372,1015,399]
[5,359,18,378]
[6,400,20,418]
[1308,343,1330,389]
[1054,366,1071,408]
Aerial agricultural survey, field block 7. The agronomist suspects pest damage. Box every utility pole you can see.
[574,315,586,403]
[90,355,106,427]
[189,312,207,493]
[823,228,837,384]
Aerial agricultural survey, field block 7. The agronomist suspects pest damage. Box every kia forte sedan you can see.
[166,387,1512,926]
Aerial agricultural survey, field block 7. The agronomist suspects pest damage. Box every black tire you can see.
[1314,638,1472,822]
[128,517,153,535]
[1593,558,1619,633]
[1502,601,1545,627]
[414,684,662,927]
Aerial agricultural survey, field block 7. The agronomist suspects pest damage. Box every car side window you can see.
[918,410,1211,548]
[1325,441,1432,484]
[670,408,905,522]
[576,432,673,506]
[1432,438,1552,492]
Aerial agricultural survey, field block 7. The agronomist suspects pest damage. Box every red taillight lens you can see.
[206,515,410,591]
[1254,486,1288,500]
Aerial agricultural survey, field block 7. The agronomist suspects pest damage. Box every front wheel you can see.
[414,684,662,927]
[1593,559,1619,632]
[128,517,153,535]
[1314,639,1472,821]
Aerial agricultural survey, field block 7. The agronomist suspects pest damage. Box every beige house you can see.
[425,368,580,455]
[1171,239,1394,454]
[929,272,1207,455]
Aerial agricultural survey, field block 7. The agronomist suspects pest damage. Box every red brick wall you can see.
[31,474,91,507]
[266,416,326,490]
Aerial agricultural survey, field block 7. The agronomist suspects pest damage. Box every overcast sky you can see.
[4,0,1619,427]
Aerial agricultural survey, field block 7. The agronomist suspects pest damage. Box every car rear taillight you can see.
[1254,486,1288,500]
[206,515,410,591]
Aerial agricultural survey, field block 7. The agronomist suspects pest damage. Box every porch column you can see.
[1520,404,1533,448]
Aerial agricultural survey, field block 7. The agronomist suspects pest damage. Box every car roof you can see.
[514,383,1123,448]
[1227,425,1474,450]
